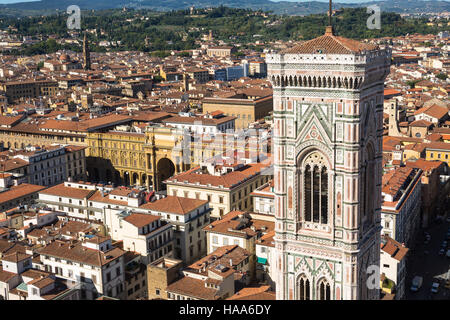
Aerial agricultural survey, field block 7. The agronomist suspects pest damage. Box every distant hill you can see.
[0,0,449,16]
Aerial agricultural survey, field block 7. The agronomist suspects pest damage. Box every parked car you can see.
[439,248,445,256]
[446,216,450,223]
[447,249,450,258]
[410,276,423,292]
[431,282,440,293]
[442,241,448,249]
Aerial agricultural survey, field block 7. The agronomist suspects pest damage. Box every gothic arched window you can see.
[301,152,329,225]
[318,278,331,300]
[298,275,310,300]
[361,144,375,231]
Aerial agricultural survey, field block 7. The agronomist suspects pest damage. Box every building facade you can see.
[267,26,391,300]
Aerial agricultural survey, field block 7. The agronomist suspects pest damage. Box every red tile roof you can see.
[381,235,409,261]
[281,31,377,55]
[228,285,275,300]
[0,184,46,204]
[39,183,95,199]
[166,163,270,189]
[140,196,208,215]
[123,213,160,228]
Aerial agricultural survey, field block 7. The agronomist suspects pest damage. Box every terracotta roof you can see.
[123,213,160,228]
[424,141,450,151]
[0,183,46,204]
[39,183,95,199]
[384,89,402,96]
[204,211,274,239]
[413,104,448,119]
[405,159,444,172]
[228,285,275,300]
[28,275,55,289]
[256,230,275,247]
[140,196,207,215]
[55,220,93,237]
[38,240,125,267]
[39,114,132,132]
[425,133,442,142]
[382,167,418,199]
[0,239,27,255]
[381,235,409,261]
[2,251,31,263]
[166,276,220,300]
[409,119,433,127]
[88,190,128,206]
[0,115,25,127]
[84,235,111,244]
[187,244,250,273]
[0,267,18,283]
[166,163,270,189]
[281,30,377,55]
[0,157,29,171]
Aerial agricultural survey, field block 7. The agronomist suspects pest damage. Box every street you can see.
[405,216,450,300]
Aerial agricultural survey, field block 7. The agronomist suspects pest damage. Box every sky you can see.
[0,0,38,3]
[0,0,390,3]
[0,0,445,3]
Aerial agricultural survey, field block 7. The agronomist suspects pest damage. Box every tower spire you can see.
[329,0,332,26]
[325,0,334,35]
[83,31,91,70]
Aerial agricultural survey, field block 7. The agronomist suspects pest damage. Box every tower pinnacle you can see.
[83,31,91,70]
[326,0,334,35]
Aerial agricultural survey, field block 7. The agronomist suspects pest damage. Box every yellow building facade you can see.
[425,144,450,166]
[86,126,270,191]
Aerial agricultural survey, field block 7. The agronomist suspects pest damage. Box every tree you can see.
[178,51,190,57]
[436,73,447,81]
[406,79,422,89]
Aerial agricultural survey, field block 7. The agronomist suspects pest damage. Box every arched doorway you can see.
[156,158,175,191]
[105,169,112,183]
[132,172,139,186]
[115,171,121,185]
[123,172,130,186]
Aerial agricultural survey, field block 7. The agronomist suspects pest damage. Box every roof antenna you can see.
[326,0,334,35]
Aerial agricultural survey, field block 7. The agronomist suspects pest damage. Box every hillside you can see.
[1,7,447,56]
[0,0,449,17]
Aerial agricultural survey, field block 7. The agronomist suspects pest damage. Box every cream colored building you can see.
[202,93,273,129]
[107,210,174,265]
[165,161,272,219]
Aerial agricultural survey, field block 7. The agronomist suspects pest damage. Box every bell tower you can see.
[266,11,391,299]
[83,32,91,70]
